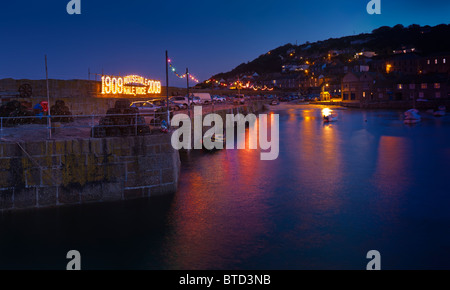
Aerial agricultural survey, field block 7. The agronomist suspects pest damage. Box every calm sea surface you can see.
[1,105,450,270]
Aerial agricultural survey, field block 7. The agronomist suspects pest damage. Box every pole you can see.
[186,67,190,118]
[165,50,170,127]
[135,113,138,136]
[45,55,52,139]
[238,76,240,97]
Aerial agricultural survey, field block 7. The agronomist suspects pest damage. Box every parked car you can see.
[150,99,182,111]
[172,95,202,108]
[168,100,184,110]
[171,96,189,109]
[130,101,161,115]
[192,93,212,105]
[191,96,202,105]
[212,95,226,103]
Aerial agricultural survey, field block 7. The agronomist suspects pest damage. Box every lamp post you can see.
[186,68,190,118]
[165,50,170,128]
[45,55,51,139]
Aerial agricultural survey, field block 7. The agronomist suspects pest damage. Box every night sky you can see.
[1,0,449,87]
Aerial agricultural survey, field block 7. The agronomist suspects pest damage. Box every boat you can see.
[323,113,338,123]
[433,106,446,117]
[202,133,226,151]
[270,99,280,106]
[211,134,226,144]
[404,109,421,124]
[322,108,338,123]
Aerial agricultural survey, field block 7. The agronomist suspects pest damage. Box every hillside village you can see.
[197,24,450,104]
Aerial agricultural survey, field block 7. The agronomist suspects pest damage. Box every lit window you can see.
[435,59,438,64]
[434,83,440,89]
[397,84,403,89]
[427,59,430,65]
[444,58,446,64]
[421,83,427,89]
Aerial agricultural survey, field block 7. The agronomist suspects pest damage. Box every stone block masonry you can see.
[0,134,180,211]
[0,101,266,212]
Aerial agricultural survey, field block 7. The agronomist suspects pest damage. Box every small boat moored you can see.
[433,106,446,117]
[404,109,421,124]
[202,133,226,151]
[270,99,280,106]
[322,108,338,123]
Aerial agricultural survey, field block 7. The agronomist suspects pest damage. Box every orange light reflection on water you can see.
[284,109,344,248]
[372,136,411,227]
[163,119,270,269]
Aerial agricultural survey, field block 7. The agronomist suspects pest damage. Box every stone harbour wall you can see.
[0,101,266,212]
[0,134,180,211]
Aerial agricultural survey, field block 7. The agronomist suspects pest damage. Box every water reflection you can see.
[2,106,450,269]
[372,136,411,223]
[163,120,271,269]
[287,109,344,249]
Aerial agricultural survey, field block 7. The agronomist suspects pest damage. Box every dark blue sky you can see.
[1,0,449,87]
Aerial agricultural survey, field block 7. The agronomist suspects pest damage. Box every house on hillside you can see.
[341,71,386,102]
[421,53,450,74]
[341,71,450,103]
[391,73,450,101]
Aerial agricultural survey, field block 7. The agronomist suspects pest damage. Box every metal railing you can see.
[0,100,264,141]
[0,111,164,140]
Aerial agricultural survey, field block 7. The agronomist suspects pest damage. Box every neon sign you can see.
[101,74,161,96]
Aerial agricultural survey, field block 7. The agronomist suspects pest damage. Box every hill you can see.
[208,23,450,82]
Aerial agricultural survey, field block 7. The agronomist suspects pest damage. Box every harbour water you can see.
[1,104,450,270]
